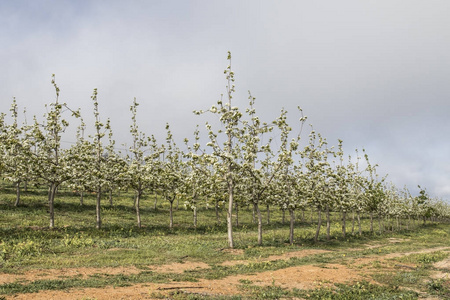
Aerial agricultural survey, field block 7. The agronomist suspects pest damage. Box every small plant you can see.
[0,240,46,261]
[238,283,288,300]
[428,278,444,291]
[238,279,253,285]
[62,233,94,248]
[428,278,450,297]
[417,252,449,264]
[148,291,166,299]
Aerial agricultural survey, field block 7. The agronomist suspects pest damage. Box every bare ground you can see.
[2,246,449,299]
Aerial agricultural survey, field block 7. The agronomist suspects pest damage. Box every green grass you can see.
[393,251,449,266]
[235,280,420,299]
[1,183,449,298]
[0,271,169,294]
[292,281,419,300]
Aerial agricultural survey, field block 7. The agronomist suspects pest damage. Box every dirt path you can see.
[2,246,449,299]
[350,246,450,268]
[0,249,330,285]
[7,263,366,300]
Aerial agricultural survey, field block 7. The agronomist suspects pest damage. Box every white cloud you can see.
[1,0,449,199]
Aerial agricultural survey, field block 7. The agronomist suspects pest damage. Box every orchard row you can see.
[1,53,448,248]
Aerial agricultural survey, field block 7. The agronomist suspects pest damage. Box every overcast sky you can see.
[1,0,449,200]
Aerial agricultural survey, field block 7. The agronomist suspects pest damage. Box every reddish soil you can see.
[2,246,449,299]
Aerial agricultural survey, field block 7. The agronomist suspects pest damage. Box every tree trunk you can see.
[227,181,234,248]
[342,211,347,239]
[326,205,331,241]
[153,191,158,210]
[169,200,174,229]
[357,211,362,236]
[96,186,102,229]
[281,208,286,224]
[14,181,20,207]
[370,212,374,234]
[193,207,197,228]
[301,210,305,222]
[378,215,383,234]
[254,203,263,246]
[266,204,270,225]
[136,191,141,228]
[48,183,57,228]
[351,211,355,235]
[289,209,295,245]
[109,189,113,206]
[80,191,84,206]
[314,208,322,242]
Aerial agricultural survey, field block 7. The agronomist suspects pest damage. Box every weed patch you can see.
[427,278,450,298]
[293,281,418,300]
[394,251,449,266]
